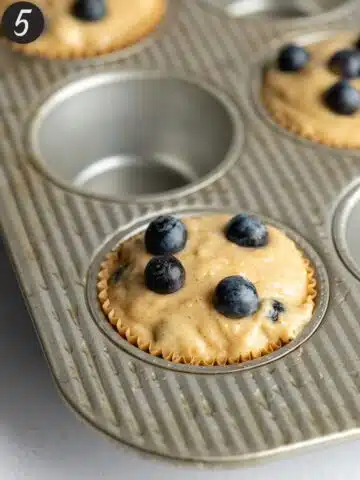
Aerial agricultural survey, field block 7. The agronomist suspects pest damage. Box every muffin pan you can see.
[200,0,307,18]
[333,180,360,282]
[200,0,356,22]
[29,71,242,201]
[2,0,360,466]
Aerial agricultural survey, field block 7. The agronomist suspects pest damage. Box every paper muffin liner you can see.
[6,1,165,60]
[262,87,360,150]
[97,248,317,366]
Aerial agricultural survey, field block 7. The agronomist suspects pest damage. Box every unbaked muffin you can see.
[1,0,166,59]
[97,214,316,365]
[263,33,360,149]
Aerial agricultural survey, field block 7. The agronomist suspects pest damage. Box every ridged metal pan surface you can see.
[2,0,360,465]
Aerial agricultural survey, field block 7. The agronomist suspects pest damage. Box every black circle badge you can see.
[1,2,45,44]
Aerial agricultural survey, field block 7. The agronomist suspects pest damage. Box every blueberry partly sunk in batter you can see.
[145,255,185,294]
[323,80,360,115]
[277,44,310,72]
[145,215,188,255]
[225,214,268,248]
[73,0,106,21]
[213,276,260,319]
[109,264,128,285]
[328,49,360,79]
[268,300,285,322]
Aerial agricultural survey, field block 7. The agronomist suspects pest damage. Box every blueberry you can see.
[323,80,360,115]
[145,216,188,255]
[144,255,185,294]
[268,300,285,322]
[277,44,310,72]
[225,214,268,248]
[328,49,360,78]
[213,276,260,319]
[73,0,106,21]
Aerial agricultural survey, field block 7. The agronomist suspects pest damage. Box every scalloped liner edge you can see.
[96,248,317,367]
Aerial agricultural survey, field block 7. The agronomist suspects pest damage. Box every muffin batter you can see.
[98,215,316,365]
[1,0,166,59]
[263,33,360,149]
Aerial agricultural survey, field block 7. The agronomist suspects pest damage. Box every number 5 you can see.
[14,8,32,37]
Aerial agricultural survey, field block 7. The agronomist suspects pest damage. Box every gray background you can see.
[1,237,359,480]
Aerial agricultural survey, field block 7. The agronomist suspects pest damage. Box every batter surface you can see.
[263,33,360,149]
[98,215,316,365]
[1,0,166,59]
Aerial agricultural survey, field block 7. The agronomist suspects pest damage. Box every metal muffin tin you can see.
[28,71,243,202]
[333,180,360,282]
[2,0,360,465]
[199,0,358,23]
